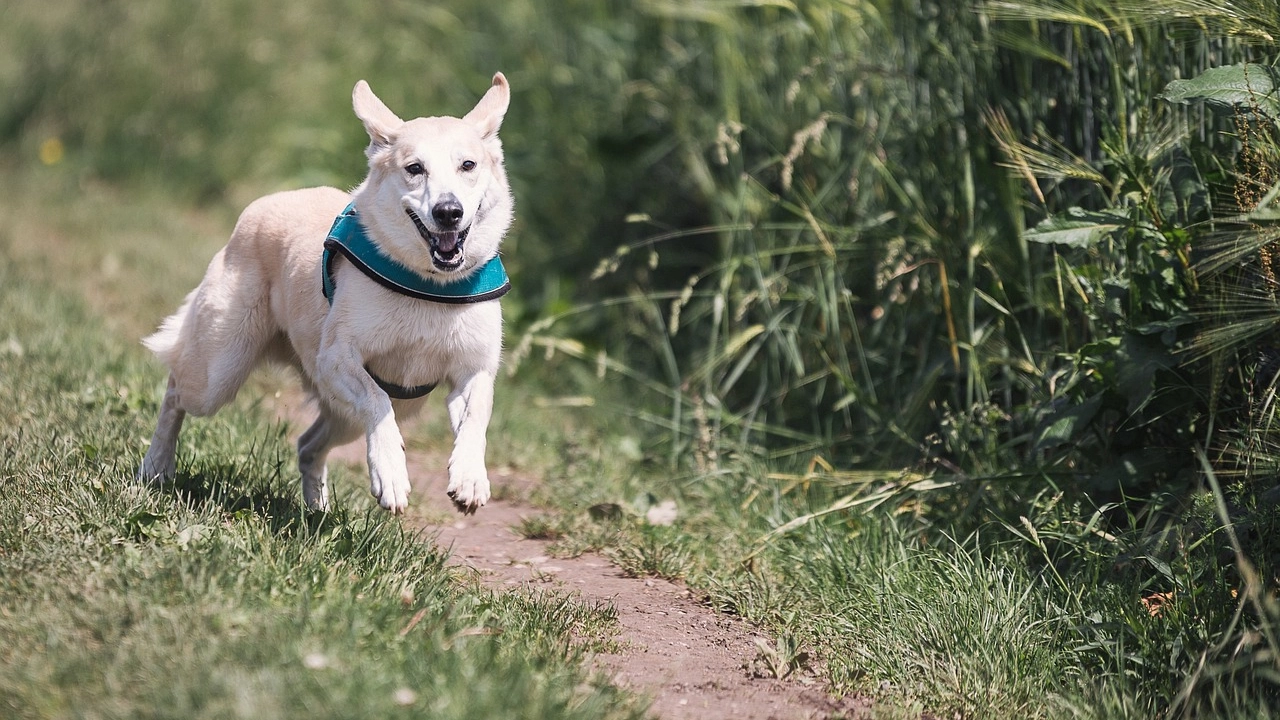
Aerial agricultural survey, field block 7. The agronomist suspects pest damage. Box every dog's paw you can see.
[367,433,410,515]
[369,462,411,514]
[136,453,176,485]
[445,465,490,515]
[302,466,331,512]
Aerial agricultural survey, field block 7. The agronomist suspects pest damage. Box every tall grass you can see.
[505,0,1280,714]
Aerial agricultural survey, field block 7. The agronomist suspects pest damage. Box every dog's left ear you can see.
[463,73,510,141]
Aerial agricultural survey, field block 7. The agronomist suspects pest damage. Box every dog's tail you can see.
[142,290,196,367]
[141,245,274,417]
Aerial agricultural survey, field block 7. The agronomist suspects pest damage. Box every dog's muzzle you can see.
[407,209,471,271]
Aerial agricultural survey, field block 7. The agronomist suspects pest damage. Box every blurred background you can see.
[4,1,1280,713]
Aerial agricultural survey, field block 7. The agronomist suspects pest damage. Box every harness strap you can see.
[321,204,511,305]
[367,372,437,400]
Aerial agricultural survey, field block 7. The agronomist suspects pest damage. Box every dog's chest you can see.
[347,291,502,383]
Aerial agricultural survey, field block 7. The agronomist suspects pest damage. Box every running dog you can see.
[138,74,514,515]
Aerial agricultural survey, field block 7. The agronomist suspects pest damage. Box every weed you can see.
[749,634,811,681]
[612,525,694,581]
[516,515,567,541]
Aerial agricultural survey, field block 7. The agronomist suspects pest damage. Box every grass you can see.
[0,175,644,719]
[501,410,1280,717]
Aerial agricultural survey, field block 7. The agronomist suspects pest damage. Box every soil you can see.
[271,390,867,719]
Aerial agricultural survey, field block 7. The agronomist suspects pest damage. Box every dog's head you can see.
[350,74,513,279]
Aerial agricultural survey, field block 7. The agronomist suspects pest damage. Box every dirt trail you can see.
[272,391,861,719]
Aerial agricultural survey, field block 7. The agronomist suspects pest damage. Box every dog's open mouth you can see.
[407,209,470,271]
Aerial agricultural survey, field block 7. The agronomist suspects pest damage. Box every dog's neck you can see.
[321,203,510,305]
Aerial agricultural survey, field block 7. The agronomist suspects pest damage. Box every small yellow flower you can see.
[39,137,65,166]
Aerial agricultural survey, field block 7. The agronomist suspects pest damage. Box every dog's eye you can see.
[405,162,425,176]
[460,160,476,172]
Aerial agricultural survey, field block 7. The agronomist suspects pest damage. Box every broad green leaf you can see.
[1160,63,1280,119]
[1115,332,1174,414]
[1025,208,1127,248]
[1035,394,1103,451]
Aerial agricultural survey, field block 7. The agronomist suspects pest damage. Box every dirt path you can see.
[418,489,856,719]
[272,390,862,719]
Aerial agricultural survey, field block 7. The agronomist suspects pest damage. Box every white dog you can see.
[138,74,514,515]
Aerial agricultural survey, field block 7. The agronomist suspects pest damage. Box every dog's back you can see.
[143,186,349,416]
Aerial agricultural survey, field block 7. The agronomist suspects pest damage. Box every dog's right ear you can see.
[352,80,404,157]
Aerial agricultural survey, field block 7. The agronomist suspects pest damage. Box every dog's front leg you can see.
[444,370,495,513]
[315,342,410,514]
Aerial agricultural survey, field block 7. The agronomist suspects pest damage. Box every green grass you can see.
[0,200,643,718]
[502,417,1280,718]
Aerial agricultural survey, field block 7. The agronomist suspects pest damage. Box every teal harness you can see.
[321,203,511,399]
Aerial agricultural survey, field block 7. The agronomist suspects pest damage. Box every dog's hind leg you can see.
[298,408,360,511]
[138,374,187,483]
[145,250,278,418]
[139,260,276,485]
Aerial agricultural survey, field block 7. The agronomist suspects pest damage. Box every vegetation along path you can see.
[273,390,859,720]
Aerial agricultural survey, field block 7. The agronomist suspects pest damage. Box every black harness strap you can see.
[367,371,436,400]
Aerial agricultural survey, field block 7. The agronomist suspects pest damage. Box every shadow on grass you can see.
[158,432,342,539]
[128,422,450,571]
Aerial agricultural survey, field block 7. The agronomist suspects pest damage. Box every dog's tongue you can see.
[434,231,460,255]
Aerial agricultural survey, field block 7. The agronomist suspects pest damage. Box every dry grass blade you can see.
[984,107,1109,189]
[984,0,1116,34]
[749,470,944,552]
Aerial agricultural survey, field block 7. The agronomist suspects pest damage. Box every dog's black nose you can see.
[432,195,464,228]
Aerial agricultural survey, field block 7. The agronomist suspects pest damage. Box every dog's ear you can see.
[352,80,404,156]
[463,73,510,141]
